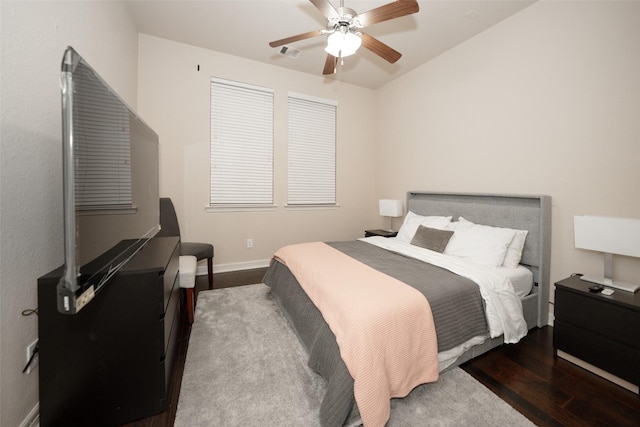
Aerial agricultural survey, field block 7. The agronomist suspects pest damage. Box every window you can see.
[210,78,274,207]
[287,93,337,206]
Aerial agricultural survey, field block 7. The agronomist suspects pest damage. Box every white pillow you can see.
[503,230,528,268]
[458,217,528,268]
[445,220,474,232]
[444,219,517,267]
[396,211,452,243]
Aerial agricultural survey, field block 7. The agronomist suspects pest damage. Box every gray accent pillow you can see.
[410,225,454,253]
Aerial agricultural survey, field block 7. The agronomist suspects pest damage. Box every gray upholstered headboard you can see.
[407,191,552,327]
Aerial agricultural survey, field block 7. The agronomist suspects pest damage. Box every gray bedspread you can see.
[262,240,488,427]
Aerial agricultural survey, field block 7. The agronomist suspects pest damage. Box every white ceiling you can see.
[126,0,536,89]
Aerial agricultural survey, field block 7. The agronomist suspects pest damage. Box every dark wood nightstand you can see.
[553,275,640,394]
[364,229,398,238]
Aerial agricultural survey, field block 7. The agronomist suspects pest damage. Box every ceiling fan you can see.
[268,0,419,76]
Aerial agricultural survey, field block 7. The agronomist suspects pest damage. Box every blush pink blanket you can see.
[274,242,439,427]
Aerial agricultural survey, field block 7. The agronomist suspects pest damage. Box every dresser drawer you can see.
[555,320,640,385]
[555,287,640,348]
[163,242,180,312]
[163,292,181,393]
[162,275,179,354]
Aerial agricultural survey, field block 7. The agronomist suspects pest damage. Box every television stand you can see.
[38,236,181,426]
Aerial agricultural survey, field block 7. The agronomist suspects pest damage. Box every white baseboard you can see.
[19,403,39,427]
[196,259,271,276]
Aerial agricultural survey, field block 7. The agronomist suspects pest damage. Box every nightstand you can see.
[553,275,640,394]
[364,229,398,238]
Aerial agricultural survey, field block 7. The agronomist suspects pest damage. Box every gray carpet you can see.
[175,284,535,427]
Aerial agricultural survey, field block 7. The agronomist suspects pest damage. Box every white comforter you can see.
[360,236,528,344]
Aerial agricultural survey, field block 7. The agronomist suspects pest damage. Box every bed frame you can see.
[406,192,551,369]
[406,192,552,330]
[265,192,552,425]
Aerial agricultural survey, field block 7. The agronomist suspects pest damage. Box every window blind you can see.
[287,93,337,205]
[210,78,274,206]
[74,61,132,209]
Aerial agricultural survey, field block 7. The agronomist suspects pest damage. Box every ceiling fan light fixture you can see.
[325,30,361,57]
[269,0,420,76]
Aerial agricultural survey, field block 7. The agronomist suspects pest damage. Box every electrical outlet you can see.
[25,339,38,374]
[247,238,253,249]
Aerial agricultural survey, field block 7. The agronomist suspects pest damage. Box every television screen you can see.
[58,47,160,314]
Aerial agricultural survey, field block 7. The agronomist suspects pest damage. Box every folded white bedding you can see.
[438,335,487,371]
[437,267,531,370]
[498,265,533,298]
[360,236,528,344]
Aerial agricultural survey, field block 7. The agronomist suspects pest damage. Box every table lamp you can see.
[379,199,403,232]
[574,215,640,292]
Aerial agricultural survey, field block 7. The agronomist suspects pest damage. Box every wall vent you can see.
[465,9,479,20]
[279,46,302,59]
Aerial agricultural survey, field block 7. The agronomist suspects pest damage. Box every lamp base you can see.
[580,275,639,293]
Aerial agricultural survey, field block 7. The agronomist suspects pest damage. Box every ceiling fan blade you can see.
[360,33,402,63]
[269,30,323,48]
[323,54,338,75]
[357,0,419,28]
[310,0,340,20]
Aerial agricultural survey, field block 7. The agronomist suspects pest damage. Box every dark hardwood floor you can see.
[462,325,640,427]
[127,268,640,427]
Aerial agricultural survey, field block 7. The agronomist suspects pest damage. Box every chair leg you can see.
[207,257,214,290]
[185,288,194,324]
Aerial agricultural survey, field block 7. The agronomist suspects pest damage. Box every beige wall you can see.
[138,1,640,295]
[137,35,379,269]
[0,2,139,425]
[376,1,640,308]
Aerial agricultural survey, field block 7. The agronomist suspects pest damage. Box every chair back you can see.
[158,198,181,238]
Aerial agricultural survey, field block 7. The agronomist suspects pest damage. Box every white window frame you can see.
[209,78,274,210]
[287,92,337,207]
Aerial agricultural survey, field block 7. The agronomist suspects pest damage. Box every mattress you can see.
[499,265,534,298]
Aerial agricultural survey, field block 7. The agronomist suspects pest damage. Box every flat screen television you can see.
[58,46,160,314]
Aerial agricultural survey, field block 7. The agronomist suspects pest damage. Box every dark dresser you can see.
[553,274,640,393]
[38,236,181,426]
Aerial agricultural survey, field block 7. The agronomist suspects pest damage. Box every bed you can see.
[263,192,551,427]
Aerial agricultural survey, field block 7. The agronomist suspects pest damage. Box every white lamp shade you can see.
[379,199,403,217]
[574,215,640,258]
[325,31,361,57]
